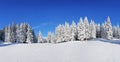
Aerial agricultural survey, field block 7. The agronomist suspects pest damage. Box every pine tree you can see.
[115,25,120,39]
[10,22,16,42]
[19,23,26,43]
[47,32,55,43]
[5,26,8,42]
[101,23,106,38]
[55,24,65,43]
[70,21,77,41]
[77,17,85,40]
[96,24,101,38]
[26,24,34,43]
[16,24,21,43]
[37,31,43,43]
[64,22,71,42]
[84,17,90,40]
[89,20,96,39]
[105,16,113,40]
[7,25,11,42]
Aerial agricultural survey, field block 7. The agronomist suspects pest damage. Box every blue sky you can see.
[0,0,120,36]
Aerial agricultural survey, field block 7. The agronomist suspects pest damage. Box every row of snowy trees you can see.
[38,16,119,43]
[4,23,36,43]
[55,17,97,43]
[2,16,120,43]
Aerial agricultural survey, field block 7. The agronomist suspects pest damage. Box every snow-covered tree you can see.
[55,24,65,43]
[16,24,21,43]
[84,17,90,40]
[101,16,113,40]
[118,27,120,39]
[37,31,43,43]
[89,20,96,39]
[19,23,26,43]
[64,22,71,42]
[26,24,34,43]
[70,21,77,41]
[47,32,55,43]
[5,26,8,42]
[113,25,120,39]
[105,16,113,40]
[7,25,11,42]
[77,17,85,40]
[10,22,16,42]
[96,24,101,38]
[101,23,106,38]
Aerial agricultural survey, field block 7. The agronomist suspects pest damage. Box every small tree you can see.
[47,32,55,43]
[37,31,43,43]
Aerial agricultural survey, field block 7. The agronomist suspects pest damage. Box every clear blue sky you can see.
[0,0,120,36]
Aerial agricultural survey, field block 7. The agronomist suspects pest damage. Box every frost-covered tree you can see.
[26,24,34,43]
[105,16,113,40]
[64,22,71,41]
[37,31,43,43]
[55,24,65,43]
[70,21,77,41]
[5,26,8,42]
[7,25,11,42]
[96,24,101,38]
[10,22,16,42]
[101,16,113,40]
[77,17,85,40]
[89,20,96,39]
[84,17,90,40]
[16,24,21,43]
[118,27,120,39]
[113,25,120,39]
[47,32,55,43]
[19,23,26,43]
[4,26,8,42]
[101,23,106,38]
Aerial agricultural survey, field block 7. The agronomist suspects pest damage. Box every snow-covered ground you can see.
[0,40,120,62]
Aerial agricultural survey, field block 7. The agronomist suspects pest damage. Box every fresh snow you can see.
[0,40,120,62]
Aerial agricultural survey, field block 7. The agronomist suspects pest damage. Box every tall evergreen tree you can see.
[10,22,16,42]
[77,17,85,40]
[26,24,34,43]
[64,22,71,41]
[84,17,90,40]
[70,21,77,41]
[96,24,101,38]
[89,20,96,39]
[105,16,113,40]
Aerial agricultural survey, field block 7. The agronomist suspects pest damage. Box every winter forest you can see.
[0,16,120,44]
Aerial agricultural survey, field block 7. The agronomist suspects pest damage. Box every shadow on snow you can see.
[0,43,17,47]
[97,38,120,45]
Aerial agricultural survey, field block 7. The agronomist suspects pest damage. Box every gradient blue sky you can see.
[0,0,120,36]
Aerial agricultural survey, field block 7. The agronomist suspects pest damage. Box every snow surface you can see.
[0,40,120,62]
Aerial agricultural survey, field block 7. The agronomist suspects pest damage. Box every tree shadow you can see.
[97,38,120,45]
[0,43,17,47]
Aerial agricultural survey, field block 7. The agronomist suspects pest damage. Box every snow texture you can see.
[0,39,120,62]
